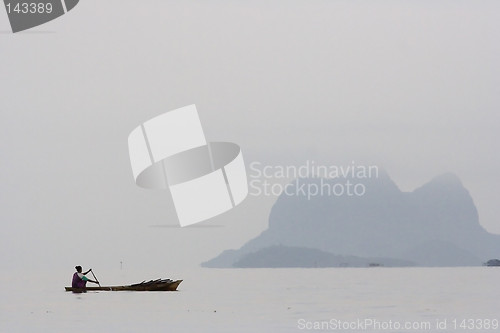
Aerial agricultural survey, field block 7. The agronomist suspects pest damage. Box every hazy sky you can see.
[1,0,499,272]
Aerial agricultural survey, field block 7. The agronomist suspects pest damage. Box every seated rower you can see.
[72,266,99,288]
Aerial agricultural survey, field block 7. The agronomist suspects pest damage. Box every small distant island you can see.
[233,245,414,268]
[484,259,500,267]
[203,172,500,268]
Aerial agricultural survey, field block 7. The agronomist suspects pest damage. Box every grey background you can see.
[0,0,498,272]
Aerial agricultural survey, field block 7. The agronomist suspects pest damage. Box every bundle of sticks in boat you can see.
[130,279,174,287]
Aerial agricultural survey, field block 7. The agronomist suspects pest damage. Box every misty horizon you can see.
[1,0,499,273]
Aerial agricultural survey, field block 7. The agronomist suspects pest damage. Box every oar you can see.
[90,270,101,287]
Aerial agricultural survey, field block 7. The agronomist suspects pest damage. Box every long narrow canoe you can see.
[65,279,182,292]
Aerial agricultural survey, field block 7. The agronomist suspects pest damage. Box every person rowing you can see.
[72,266,99,289]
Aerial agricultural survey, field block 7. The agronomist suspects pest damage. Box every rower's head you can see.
[75,266,82,273]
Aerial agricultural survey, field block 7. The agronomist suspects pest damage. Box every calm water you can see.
[0,267,498,332]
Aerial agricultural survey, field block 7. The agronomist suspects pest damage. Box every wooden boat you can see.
[65,278,182,292]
